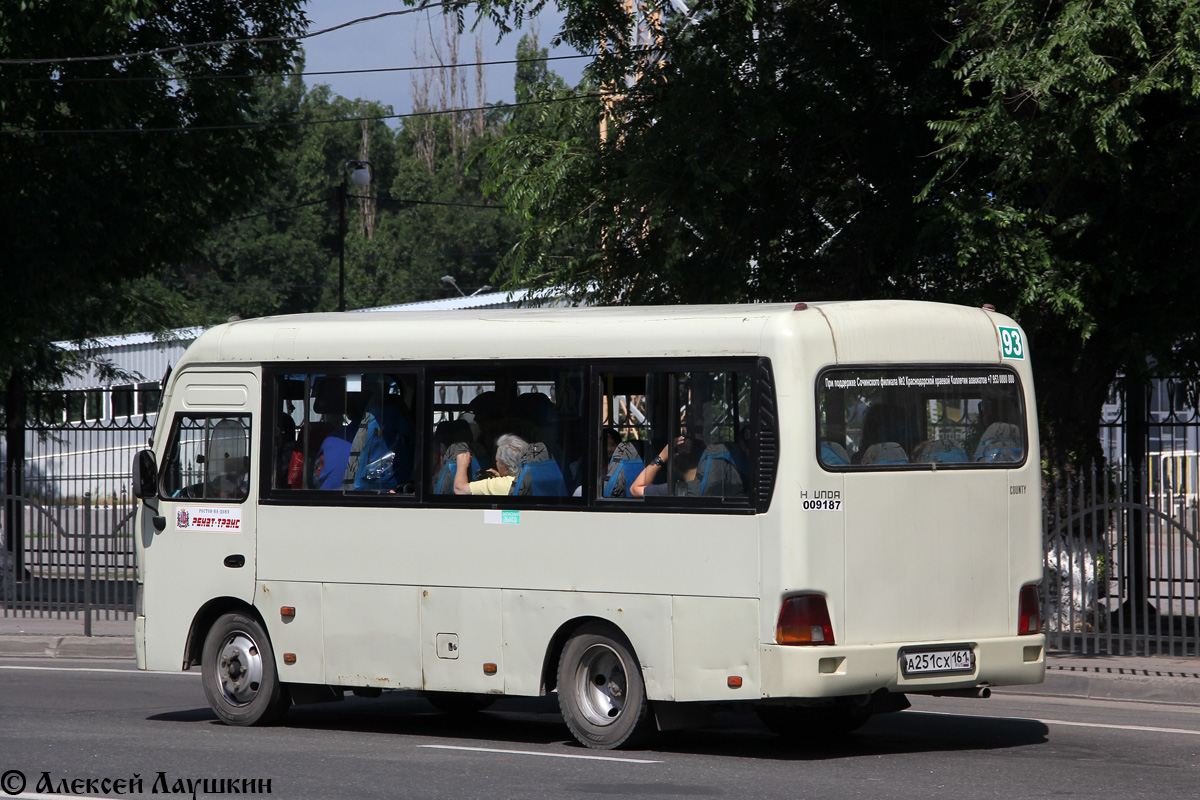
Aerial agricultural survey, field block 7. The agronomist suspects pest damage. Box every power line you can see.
[0,53,598,84]
[3,92,604,135]
[226,195,501,224]
[0,5,464,66]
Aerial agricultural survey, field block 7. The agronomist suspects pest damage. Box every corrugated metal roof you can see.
[351,288,574,313]
[48,288,582,390]
[53,327,206,352]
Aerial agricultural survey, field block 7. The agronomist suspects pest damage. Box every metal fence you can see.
[1044,465,1200,656]
[2,399,153,630]
[1044,377,1200,656]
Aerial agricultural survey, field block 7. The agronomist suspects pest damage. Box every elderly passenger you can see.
[454,433,529,496]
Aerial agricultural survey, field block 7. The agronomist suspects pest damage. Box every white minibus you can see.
[132,301,1045,749]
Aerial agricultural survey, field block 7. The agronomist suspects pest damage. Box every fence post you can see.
[83,492,92,637]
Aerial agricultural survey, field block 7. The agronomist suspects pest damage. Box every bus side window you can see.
[161,415,251,502]
[629,369,751,500]
[345,374,417,494]
[429,367,583,500]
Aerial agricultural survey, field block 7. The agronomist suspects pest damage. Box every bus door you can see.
[142,372,259,671]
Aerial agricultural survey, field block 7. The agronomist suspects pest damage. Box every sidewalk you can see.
[0,617,135,660]
[4,618,1200,707]
[997,650,1200,707]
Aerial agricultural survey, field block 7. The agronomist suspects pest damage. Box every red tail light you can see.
[776,595,835,645]
[1018,585,1041,635]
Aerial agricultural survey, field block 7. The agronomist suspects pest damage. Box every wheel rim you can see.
[573,643,629,727]
[216,631,264,707]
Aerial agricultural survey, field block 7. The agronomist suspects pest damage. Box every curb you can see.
[0,635,135,660]
[994,662,1200,707]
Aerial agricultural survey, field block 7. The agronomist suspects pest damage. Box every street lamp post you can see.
[337,160,373,313]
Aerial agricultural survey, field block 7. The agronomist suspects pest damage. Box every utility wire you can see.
[0,5,464,66]
[0,53,599,84]
[3,92,604,135]
[226,195,501,223]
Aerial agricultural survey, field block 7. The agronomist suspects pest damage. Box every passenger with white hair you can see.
[454,433,529,495]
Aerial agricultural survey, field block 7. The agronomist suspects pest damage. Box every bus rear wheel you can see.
[201,612,290,726]
[557,624,653,750]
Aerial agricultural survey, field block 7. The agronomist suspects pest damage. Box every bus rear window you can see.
[818,367,1026,468]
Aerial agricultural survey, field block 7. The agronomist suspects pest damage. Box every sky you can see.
[300,0,587,118]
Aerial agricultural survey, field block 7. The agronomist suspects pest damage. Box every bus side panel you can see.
[258,580,325,685]
[139,370,260,673]
[759,312,845,648]
[324,583,422,690]
[671,596,761,701]
[1010,363,1046,640]
[421,586,504,693]
[500,590,673,700]
[257,508,759,598]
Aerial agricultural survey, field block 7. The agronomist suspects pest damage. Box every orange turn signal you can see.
[283,653,296,664]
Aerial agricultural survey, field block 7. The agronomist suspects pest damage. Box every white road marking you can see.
[0,665,197,677]
[419,744,662,764]
[909,709,1200,737]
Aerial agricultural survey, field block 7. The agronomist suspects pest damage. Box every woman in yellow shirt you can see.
[453,433,529,495]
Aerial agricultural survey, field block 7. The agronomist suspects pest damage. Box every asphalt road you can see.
[1,658,1197,800]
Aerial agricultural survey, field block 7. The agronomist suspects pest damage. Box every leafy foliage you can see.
[457,0,1200,471]
[172,32,576,322]
[0,0,307,389]
[926,0,1200,468]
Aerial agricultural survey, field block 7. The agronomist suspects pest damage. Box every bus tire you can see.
[755,704,868,740]
[423,691,497,714]
[201,612,290,726]
[557,624,653,750]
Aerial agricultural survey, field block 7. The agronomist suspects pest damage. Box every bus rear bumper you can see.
[759,634,1046,699]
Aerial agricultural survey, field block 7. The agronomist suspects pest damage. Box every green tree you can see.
[453,0,1200,474]
[923,0,1200,472]
[171,74,400,321]
[483,0,960,304]
[0,0,307,388]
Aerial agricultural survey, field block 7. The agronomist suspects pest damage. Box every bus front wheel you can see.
[557,624,653,750]
[201,612,290,726]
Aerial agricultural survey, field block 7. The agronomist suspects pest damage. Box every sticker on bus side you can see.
[484,510,521,525]
[999,326,1025,360]
[176,506,243,533]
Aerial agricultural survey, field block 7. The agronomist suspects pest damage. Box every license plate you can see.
[901,647,975,676]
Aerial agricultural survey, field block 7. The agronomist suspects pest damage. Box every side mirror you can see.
[132,449,159,500]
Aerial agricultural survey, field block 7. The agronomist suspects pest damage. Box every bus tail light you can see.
[1018,585,1041,635]
[776,595,835,645]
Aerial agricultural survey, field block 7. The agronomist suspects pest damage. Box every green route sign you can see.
[999,326,1025,360]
